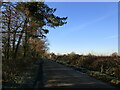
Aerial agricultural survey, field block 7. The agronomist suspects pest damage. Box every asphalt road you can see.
[43,60,117,88]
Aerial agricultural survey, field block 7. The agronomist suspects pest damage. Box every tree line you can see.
[2,2,67,82]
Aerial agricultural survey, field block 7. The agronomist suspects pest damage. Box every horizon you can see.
[49,51,118,56]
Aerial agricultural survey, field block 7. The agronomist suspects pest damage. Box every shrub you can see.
[91,58,119,72]
[76,56,96,69]
[2,57,37,82]
[110,79,120,85]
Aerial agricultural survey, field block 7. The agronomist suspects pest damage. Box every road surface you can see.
[43,60,117,88]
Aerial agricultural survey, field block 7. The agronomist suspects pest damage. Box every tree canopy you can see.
[2,2,67,59]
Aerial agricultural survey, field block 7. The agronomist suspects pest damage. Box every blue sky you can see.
[45,2,118,55]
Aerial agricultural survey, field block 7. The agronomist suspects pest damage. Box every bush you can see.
[110,79,120,85]
[106,67,120,78]
[76,56,96,69]
[91,58,119,73]
[2,57,37,82]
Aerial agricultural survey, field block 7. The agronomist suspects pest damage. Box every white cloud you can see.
[104,35,118,39]
[69,13,113,31]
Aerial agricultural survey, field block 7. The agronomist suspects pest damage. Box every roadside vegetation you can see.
[49,52,120,87]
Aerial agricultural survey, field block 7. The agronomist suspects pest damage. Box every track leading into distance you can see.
[43,60,118,88]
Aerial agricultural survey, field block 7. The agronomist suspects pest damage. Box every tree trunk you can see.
[14,19,28,59]
[6,6,11,59]
[12,25,22,58]
[23,22,28,57]
[13,30,16,52]
[23,10,29,57]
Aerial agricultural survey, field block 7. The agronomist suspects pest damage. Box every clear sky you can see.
[45,2,118,55]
